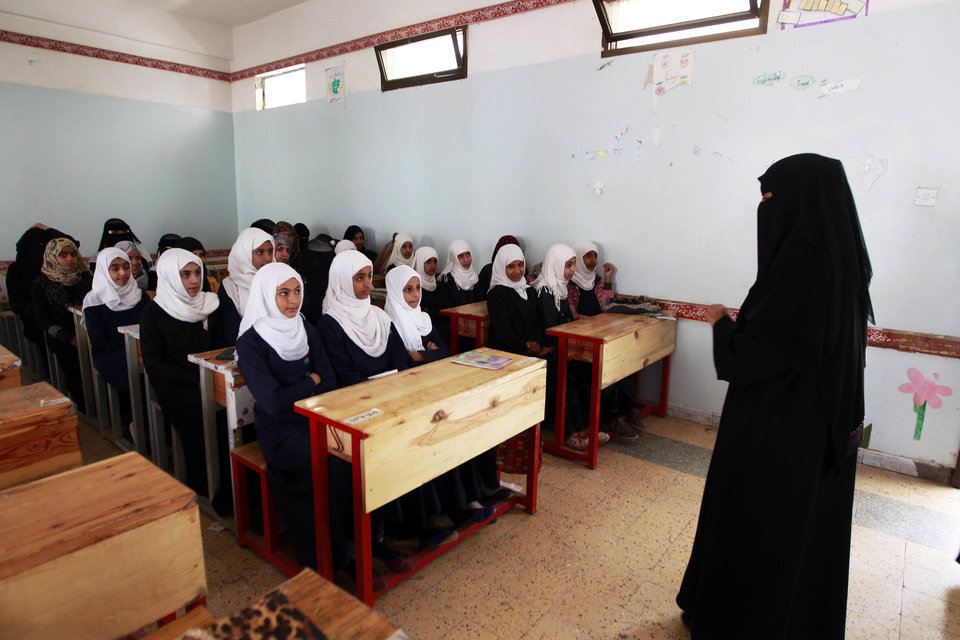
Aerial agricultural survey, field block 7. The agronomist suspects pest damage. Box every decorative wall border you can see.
[0,0,573,83]
[658,299,960,360]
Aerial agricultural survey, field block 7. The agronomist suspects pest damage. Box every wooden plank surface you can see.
[548,312,676,342]
[0,382,80,488]
[0,452,197,580]
[597,319,676,388]
[143,607,216,640]
[296,349,546,512]
[0,382,73,428]
[439,301,489,320]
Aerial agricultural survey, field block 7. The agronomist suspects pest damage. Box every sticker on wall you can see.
[818,78,861,98]
[753,71,784,87]
[779,0,868,30]
[578,125,631,160]
[863,156,887,191]
[790,75,815,90]
[897,369,952,440]
[326,65,344,105]
[652,49,694,113]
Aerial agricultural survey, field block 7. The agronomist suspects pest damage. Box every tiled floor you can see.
[76,414,960,639]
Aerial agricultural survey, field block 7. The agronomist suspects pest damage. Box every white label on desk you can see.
[345,408,382,425]
[514,357,538,368]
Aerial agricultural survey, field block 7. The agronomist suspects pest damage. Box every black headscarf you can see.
[742,153,873,463]
[250,218,276,234]
[173,237,212,292]
[343,225,365,249]
[97,218,140,251]
[157,233,181,257]
[294,223,310,248]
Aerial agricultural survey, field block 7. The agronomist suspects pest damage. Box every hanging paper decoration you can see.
[897,369,952,440]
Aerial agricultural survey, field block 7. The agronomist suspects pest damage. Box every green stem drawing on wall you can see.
[898,369,952,441]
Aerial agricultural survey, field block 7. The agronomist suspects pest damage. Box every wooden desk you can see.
[188,349,255,509]
[0,452,205,639]
[0,310,16,353]
[439,301,489,355]
[545,313,677,469]
[148,568,406,640]
[0,382,80,489]
[295,347,545,605]
[69,305,98,422]
[0,344,21,390]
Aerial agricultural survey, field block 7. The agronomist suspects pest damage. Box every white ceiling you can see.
[121,0,311,27]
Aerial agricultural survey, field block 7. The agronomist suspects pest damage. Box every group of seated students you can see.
[7,217,644,586]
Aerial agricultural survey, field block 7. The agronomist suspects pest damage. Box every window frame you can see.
[374,25,467,92]
[592,0,770,58]
[255,63,306,111]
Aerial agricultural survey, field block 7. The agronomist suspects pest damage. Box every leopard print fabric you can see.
[180,590,327,640]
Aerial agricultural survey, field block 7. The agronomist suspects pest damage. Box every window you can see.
[375,26,467,92]
[593,0,769,57]
[255,64,305,110]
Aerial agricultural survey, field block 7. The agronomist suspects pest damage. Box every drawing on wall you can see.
[778,0,868,29]
[897,369,952,440]
[580,125,632,160]
[326,65,344,105]
[652,49,694,113]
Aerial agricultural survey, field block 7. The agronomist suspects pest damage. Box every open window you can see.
[255,64,306,111]
[593,0,769,57]
[375,26,467,92]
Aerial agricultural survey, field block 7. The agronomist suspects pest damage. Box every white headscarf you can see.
[531,243,575,311]
[387,232,415,269]
[385,266,433,352]
[82,247,143,313]
[154,248,220,325]
[322,251,393,357]
[413,246,438,292]
[238,263,308,361]
[334,239,357,254]
[114,240,150,289]
[572,241,600,290]
[222,228,273,316]
[439,239,479,291]
[488,244,529,300]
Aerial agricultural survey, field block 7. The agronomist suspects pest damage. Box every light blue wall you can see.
[0,83,238,258]
[233,4,960,467]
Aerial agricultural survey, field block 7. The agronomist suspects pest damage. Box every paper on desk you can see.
[368,369,398,380]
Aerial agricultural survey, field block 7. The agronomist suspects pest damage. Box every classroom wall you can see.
[232,1,960,469]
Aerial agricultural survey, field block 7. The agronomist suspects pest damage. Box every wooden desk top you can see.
[439,301,489,318]
[117,323,140,339]
[0,452,196,581]
[546,311,676,342]
[0,345,18,373]
[188,348,241,377]
[296,348,545,511]
[0,382,72,429]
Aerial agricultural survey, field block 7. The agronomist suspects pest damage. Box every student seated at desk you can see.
[412,246,443,342]
[140,248,230,512]
[82,248,148,392]
[236,263,339,571]
[272,221,303,272]
[383,232,415,274]
[219,227,274,344]
[318,251,449,565]
[436,240,480,307]
[146,233,181,293]
[488,244,598,451]
[113,240,151,291]
[568,241,643,441]
[31,238,92,410]
[342,224,378,262]
[174,237,218,293]
[95,218,141,258]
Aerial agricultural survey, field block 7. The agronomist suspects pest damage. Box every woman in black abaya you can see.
[676,154,873,639]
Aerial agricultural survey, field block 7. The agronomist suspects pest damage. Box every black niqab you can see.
[97,218,140,251]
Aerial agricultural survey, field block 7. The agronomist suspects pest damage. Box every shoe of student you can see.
[625,406,647,431]
[418,528,459,550]
[372,540,414,573]
[564,430,612,450]
[483,488,515,504]
[611,416,640,442]
[450,506,496,527]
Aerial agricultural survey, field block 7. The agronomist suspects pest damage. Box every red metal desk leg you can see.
[554,335,568,447]
[351,435,375,606]
[586,345,603,469]
[474,318,483,347]
[310,420,333,580]
[523,422,540,514]
[657,355,672,417]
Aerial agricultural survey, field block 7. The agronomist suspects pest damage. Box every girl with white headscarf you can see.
[140,248,227,505]
[82,247,148,391]
[385,232,416,271]
[437,239,480,306]
[385,265,447,364]
[113,239,151,290]
[334,239,357,254]
[412,245,445,342]
[568,240,615,320]
[236,262,338,570]
[219,227,274,344]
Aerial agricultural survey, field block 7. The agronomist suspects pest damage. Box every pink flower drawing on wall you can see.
[897,369,952,440]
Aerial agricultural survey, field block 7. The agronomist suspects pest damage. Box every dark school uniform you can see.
[216,286,243,345]
[83,297,148,391]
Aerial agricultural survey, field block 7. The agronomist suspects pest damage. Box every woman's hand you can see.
[526,341,542,355]
[425,341,439,351]
[704,304,730,327]
[408,350,425,362]
[603,263,615,281]
[309,372,322,385]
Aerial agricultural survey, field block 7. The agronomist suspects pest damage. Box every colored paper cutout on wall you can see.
[791,75,815,90]
[780,0,868,30]
[753,71,784,87]
[652,49,694,113]
[819,78,861,97]
[897,369,952,440]
[326,65,344,105]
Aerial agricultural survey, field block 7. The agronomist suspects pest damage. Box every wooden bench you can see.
[0,382,80,489]
[231,441,301,577]
[0,344,21,390]
[0,452,207,639]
